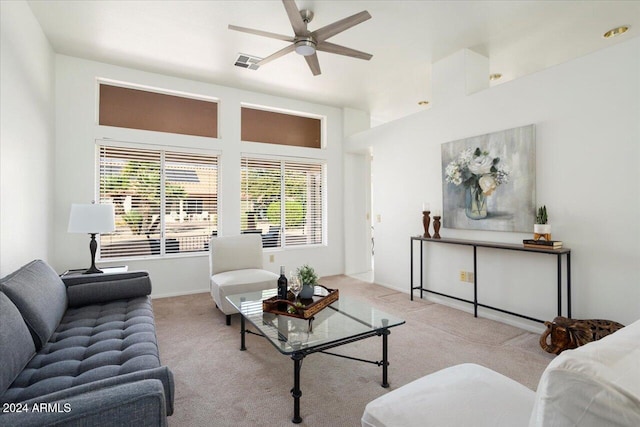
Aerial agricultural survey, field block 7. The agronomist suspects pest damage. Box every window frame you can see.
[96,140,220,261]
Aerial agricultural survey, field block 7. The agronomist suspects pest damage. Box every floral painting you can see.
[441,124,536,232]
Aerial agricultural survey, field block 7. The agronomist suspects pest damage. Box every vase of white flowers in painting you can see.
[445,147,510,220]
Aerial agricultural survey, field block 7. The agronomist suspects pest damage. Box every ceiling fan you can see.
[229,0,372,76]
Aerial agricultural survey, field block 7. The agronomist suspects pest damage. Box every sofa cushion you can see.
[211,268,278,315]
[65,275,152,307]
[530,319,640,427]
[0,260,67,350]
[1,297,161,404]
[0,292,36,395]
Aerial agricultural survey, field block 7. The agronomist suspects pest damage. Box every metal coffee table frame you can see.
[227,291,405,424]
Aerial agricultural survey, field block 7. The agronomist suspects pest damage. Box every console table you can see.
[410,236,571,323]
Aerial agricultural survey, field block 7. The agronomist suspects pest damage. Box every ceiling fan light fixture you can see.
[295,39,316,56]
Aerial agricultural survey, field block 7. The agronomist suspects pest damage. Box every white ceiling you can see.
[28,1,639,126]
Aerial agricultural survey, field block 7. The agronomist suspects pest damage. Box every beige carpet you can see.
[153,275,554,427]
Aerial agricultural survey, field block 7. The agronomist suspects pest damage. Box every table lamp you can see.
[68,203,115,274]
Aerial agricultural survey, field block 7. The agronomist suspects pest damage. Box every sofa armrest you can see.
[1,366,174,418]
[0,379,167,427]
[62,271,151,307]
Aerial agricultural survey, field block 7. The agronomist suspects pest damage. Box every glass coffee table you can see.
[226,288,405,424]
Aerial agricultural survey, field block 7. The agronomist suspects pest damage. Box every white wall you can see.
[0,1,55,276]
[54,55,345,297]
[342,107,373,276]
[346,37,640,329]
[343,152,372,275]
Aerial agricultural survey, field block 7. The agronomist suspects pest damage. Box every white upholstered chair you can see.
[362,318,640,427]
[209,234,278,325]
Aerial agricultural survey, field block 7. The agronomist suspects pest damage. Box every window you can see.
[241,106,321,148]
[98,144,218,258]
[241,156,325,248]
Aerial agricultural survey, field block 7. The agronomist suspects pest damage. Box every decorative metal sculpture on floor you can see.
[540,316,624,355]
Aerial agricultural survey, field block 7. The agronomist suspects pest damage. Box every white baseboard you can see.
[369,280,545,334]
[151,281,545,333]
[151,288,209,299]
[421,294,545,333]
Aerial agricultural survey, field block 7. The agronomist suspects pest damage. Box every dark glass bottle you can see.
[278,266,288,300]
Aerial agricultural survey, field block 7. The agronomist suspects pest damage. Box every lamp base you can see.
[83,266,103,274]
[85,233,103,274]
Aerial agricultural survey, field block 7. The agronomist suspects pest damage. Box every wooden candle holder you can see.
[433,216,441,239]
[422,211,431,238]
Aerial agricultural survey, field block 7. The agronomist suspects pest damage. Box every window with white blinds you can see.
[98,145,218,258]
[241,156,325,248]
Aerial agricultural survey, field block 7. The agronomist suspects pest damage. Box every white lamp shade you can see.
[68,204,116,234]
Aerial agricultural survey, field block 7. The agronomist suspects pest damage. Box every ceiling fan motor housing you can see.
[300,9,314,24]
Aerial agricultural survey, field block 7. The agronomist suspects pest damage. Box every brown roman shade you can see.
[241,107,321,148]
[99,84,218,138]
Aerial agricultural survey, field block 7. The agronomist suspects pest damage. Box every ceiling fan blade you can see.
[312,11,371,43]
[305,53,321,76]
[257,44,296,66]
[228,25,294,42]
[282,0,307,36]
[316,41,372,60]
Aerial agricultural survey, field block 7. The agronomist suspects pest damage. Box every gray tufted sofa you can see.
[0,260,174,426]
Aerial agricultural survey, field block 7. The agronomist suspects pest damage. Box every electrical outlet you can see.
[269,254,274,263]
[460,271,474,283]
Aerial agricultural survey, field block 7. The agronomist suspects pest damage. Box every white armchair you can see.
[362,318,640,427]
[209,234,278,325]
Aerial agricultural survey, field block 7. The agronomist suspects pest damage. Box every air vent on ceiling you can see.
[234,53,262,70]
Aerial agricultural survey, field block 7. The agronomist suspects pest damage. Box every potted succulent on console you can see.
[296,264,318,299]
[534,205,551,240]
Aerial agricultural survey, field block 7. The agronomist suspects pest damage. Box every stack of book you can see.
[523,239,563,249]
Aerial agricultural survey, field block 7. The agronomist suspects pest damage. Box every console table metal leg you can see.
[567,253,572,318]
[381,324,390,388]
[473,246,478,318]
[291,352,304,424]
[410,239,414,301]
[557,255,562,317]
[420,241,424,299]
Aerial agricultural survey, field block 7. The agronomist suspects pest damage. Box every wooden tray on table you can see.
[263,284,339,320]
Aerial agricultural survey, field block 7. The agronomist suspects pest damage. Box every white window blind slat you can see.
[164,150,218,254]
[99,145,218,258]
[241,156,324,248]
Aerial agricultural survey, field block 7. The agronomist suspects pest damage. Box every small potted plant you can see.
[296,264,318,299]
[534,205,551,237]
